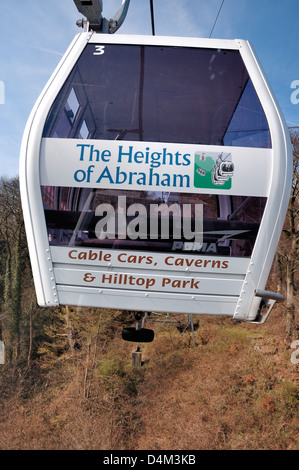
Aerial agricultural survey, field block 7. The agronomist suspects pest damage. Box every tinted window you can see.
[43,44,271,148]
[42,186,266,257]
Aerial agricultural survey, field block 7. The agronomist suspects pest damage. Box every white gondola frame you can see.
[19,33,293,321]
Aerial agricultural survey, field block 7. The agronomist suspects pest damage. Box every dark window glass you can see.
[223,81,271,147]
[42,186,266,257]
[43,44,271,148]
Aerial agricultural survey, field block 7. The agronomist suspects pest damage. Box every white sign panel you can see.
[40,138,272,197]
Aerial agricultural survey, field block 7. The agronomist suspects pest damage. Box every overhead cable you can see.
[150,0,155,35]
[209,0,225,38]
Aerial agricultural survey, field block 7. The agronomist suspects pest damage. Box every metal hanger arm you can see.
[73,0,130,33]
[73,0,103,30]
[109,0,131,33]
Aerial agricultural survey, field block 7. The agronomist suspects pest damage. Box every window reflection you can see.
[43,44,271,149]
[42,186,266,257]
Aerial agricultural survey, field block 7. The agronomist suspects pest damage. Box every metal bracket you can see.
[255,289,285,303]
[134,311,148,330]
[0,341,5,364]
[73,0,130,33]
[250,289,285,324]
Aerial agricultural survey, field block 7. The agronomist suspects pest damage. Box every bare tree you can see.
[0,177,26,360]
[277,130,299,339]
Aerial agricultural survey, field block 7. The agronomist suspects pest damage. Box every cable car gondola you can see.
[19,3,292,329]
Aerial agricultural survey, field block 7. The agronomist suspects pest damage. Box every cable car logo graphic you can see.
[194,152,234,189]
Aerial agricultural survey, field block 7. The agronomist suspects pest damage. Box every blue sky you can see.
[0,0,298,178]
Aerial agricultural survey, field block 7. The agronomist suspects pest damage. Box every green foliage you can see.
[275,381,299,410]
[98,352,145,398]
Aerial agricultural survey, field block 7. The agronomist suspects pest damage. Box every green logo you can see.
[194,152,234,189]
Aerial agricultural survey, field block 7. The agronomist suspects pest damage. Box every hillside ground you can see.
[0,305,298,451]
